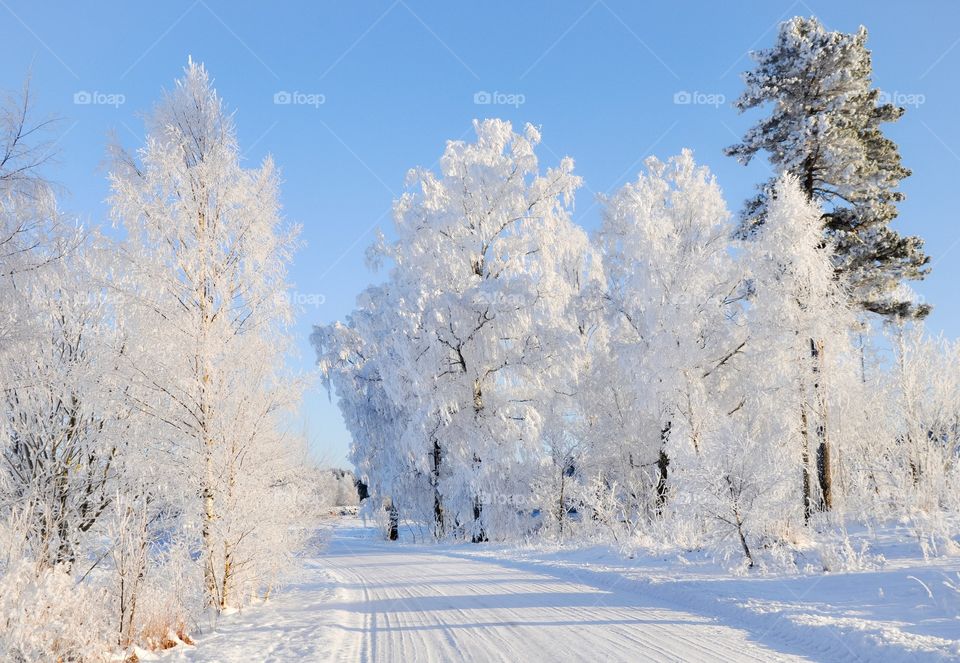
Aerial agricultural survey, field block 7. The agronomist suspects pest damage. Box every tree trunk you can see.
[198,205,220,609]
[221,543,233,610]
[655,421,671,515]
[909,457,922,485]
[471,495,487,543]
[736,518,754,568]
[471,453,486,543]
[858,333,867,384]
[800,404,813,523]
[201,451,217,607]
[817,436,833,510]
[810,338,832,511]
[388,502,399,541]
[803,160,838,513]
[557,469,566,539]
[802,162,815,201]
[726,476,754,569]
[431,438,444,540]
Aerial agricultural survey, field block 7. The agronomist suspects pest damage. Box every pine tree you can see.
[726,16,929,319]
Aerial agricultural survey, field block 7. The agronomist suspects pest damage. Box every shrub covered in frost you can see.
[0,561,113,662]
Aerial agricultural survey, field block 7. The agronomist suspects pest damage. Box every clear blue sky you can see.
[4,1,959,467]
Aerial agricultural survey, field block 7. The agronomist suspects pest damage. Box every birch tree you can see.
[742,175,855,518]
[109,60,302,611]
[594,150,743,519]
[318,120,599,541]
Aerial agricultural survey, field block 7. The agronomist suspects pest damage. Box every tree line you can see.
[316,17,956,566]
[0,61,309,659]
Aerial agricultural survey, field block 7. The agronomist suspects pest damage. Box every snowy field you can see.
[162,518,960,662]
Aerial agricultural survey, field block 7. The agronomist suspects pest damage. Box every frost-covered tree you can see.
[109,60,303,612]
[0,237,124,570]
[318,120,599,541]
[309,468,361,508]
[0,80,113,574]
[593,150,744,520]
[727,16,929,319]
[316,130,960,572]
[314,283,425,535]
[683,418,796,569]
[0,81,81,355]
[741,175,856,518]
[0,81,135,658]
[889,327,960,522]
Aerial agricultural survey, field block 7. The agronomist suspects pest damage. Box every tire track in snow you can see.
[175,522,813,662]
[314,523,810,662]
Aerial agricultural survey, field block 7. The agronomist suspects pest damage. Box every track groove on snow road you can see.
[175,523,813,662]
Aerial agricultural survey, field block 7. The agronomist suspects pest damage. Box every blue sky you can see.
[4,1,959,466]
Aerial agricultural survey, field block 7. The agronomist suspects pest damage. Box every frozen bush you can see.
[0,561,113,662]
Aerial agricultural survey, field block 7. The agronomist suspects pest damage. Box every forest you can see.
[316,18,952,562]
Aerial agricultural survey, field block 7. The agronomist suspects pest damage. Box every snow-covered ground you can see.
[167,519,960,662]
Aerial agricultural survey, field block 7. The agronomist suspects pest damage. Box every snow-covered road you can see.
[175,522,811,662]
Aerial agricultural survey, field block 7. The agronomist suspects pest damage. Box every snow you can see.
[168,519,960,662]
[1,19,957,663]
